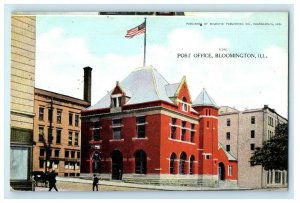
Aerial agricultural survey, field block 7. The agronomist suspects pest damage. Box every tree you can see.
[250,123,288,171]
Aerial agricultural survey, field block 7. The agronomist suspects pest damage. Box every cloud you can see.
[36,26,288,118]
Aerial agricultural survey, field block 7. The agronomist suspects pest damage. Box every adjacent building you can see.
[81,66,237,186]
[32,67,91,177]
[218,105,288,188]
[10,15,36,190]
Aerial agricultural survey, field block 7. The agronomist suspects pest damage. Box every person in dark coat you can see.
[92,174,99,191]
[48,169,58,191]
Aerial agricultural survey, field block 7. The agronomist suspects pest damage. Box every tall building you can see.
[81,66,237,186]
[10,15,36,190]
[32,67,91,177]
[218,105,288,188]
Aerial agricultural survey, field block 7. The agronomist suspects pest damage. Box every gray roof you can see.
[219,143,237,161]
[88,66,174,110]
[193,88,218,107]
[165,83,180,97]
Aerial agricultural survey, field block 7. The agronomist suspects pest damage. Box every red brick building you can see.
[81,66,237,186]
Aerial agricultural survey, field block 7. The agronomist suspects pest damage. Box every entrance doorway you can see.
[111,150,123,180]
[218,162,225,180]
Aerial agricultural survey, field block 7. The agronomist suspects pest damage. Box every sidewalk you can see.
[50,177,248,191]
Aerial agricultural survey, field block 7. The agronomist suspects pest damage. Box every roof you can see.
[88,66,174,110]
[193,88,218,108]
[218,143,237,161]
[35,88,90,107]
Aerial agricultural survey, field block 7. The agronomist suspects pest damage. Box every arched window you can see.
[181,97,188,112]
[179,152,187,174]
[170,153,176,174]
[92,152,101,173]
[135,150,147,174]
[189,155,195,174]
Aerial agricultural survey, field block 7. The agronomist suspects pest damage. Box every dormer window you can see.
[112,94,122,108]
[181,97,188,112]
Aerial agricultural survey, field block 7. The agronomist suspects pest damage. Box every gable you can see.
[175,76,192,103]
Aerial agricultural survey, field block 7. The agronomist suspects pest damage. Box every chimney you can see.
[83,66,92,104]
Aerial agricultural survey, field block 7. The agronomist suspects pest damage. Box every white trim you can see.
[132,137,149,141]
[111,94,122,98]
[167,137,196,145]
[199,115,218,119]
[136,122,148,126]
[202,153,212,156]
[109,139,124,142]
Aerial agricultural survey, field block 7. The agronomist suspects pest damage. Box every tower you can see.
[193,88,219,181]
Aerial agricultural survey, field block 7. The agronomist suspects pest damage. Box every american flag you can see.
[125,22,146,38]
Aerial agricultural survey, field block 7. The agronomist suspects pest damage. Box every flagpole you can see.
[143,18,147,67]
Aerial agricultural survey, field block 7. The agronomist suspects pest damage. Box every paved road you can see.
[35,180,157,192]
[34,179,287,192]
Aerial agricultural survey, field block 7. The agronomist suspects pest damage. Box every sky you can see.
[35,12,288,118]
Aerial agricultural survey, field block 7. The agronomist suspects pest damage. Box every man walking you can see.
[48,169,58,191]
[92,174,99,191]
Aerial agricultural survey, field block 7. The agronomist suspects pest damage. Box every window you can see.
[251,130,255,138]
[39,148,45,156]
[54,149,60,157]
[77,151,80,159]
[48,127,53,143]
[39,160,44,168]
[179,152,187,174]
[170,153,176,174]
[207,121,210,128]
[39,107,44,121]
[65,150,69,158]
[190,155,195,175]
[48,108,53,122]
[135,150,147,174]
[250,143,255,150]
[56,129,61,144]
[112,119,122,139]
[226,132,231,140]
[190,124,195,142]
[92,122,100,141]
[227,119,231,126]
[181,97,188,112]
[112,119,121,126]
[136,116,146,138]
[170,118,176,139]
[68,131,73,145]
[268,116,274,127]
[113,128,121,140]
[74,132,79,145]
[251,116,255,124]
[69,112,73,126]
[226,145,230,152]
[71,151,75,158]
[228,165,233,176]
[75,114,79,127]
[38,126,44,141]
[205,155,210,160]
[112,96,122,107]
[181,121,186,141]
[56,109,62,124]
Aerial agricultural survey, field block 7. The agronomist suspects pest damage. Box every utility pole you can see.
[44,97,53,173]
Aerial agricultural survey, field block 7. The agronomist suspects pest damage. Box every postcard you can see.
[9,12,288,193]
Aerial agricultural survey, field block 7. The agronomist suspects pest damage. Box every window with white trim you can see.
[228,165,233,176]
[136,116,146,138]
[170,118,176,139]
[181,121,186,141]
[112,119,122,140]
[92,121,100,141]
[181,97,188,112]
[112,95,122,108]
[190,123,195,142]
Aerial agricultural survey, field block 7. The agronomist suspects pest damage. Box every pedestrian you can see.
[118,169,122,180]
[48,169,58,192]
[92,174,99,191]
